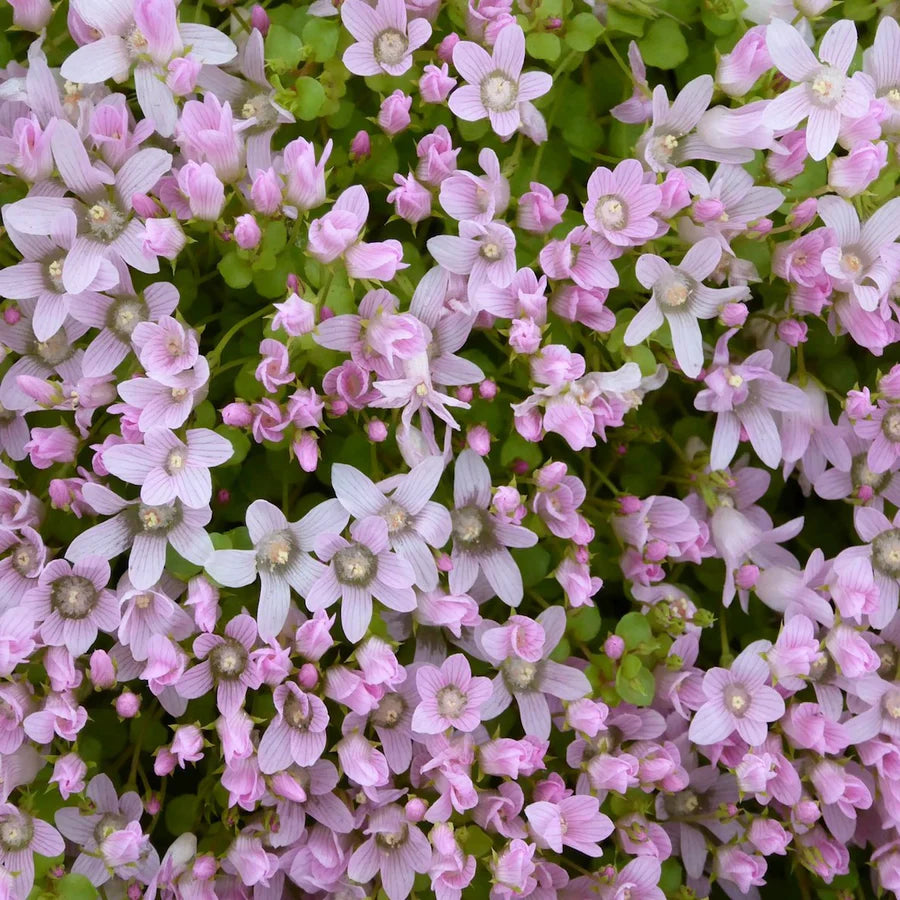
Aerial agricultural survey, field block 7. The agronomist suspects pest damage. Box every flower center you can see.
[241,93,279,129]
[878,644,898,679]
[283,694,312,730]
[597,196,627,230]
[165,449,186,474]
[34,329,73,366]
[372,692,406,728]
[107,297,148,339]
[656,274,692,309]
[171,387,188,400]
[87,201,126,242]
[851,453,889,492]
[872,528,900,579]
[209,638,248,680]
[666,790,700,816]
[381,501,409,535]
[480,240,503,261]
[10,542,36,576]
[47,257,65,291]
[723,683,751,717]
[94,813,127,845]
[136,502,178,534]
[882,407,900,443]
[480,71,518,112]
[334,542,376,586]
[0,814,33,851]
[436,685,467,719]
[125,25,149,57]
[887,87,900,106]
[51,574,98,620]
[451,505,493,552]
[503,657,539,691]
[257,530,294,572]
[376,827,408,850]
[373,29,409,66]
[883,687,900,720]
[135,592,153,610]
[809,66,845,107]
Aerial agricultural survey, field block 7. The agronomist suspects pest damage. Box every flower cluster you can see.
[0,0,900,898]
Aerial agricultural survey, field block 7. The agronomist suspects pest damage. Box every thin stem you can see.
[208,307,270,368]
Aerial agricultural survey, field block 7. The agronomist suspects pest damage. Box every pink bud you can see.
[217,488,230,504]
[735,563,760,590]
[604,635,625,660]
[250,167,283,215]
[142,218,187,260]
[467,425,491,456]
[297,663,319,689]
[405,798,428,822]
[720,302,749,327]
[437,32,460,63]
[367,420,388,442]
[618,495,642,515]
[787,198,817,229]
[233,214,262,250]
[3,306,20,325]
[115,691,141,718]
[378,91,412,136]
[145,795,162,815]
[350,130,371,161]
[222,402,253,427]
[250,4,270,34]
[419,63,457,103]
[89,650,116,690]
[457,385,474,403]
[777,319,808,347]
[437,553,453,572]
[478,379,498,400]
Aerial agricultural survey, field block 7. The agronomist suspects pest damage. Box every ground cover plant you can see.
[0,0,900,896]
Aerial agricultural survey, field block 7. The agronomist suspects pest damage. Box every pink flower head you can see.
[688,643,785,746]
[257,681,329,772]
[763,19,871,161]
[449,25,551,139]
[412,654,492,733]
[625,238,749,378]
[341,0,431,76]
[308,515,417,643]
[524,794,612,856]
[584,159,661,247]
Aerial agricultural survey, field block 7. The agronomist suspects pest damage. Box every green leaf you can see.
[57,874,99,900]
[526,31,561,62]
[217,252,253,289]
[511,545,550,587]
[302,17,339,61]
[216,426,251,467]
[460,825,493,857]
[615,659,656,705]
[638,18,688,69]
[565,12,604,52]
[568,605,602,642]
[265,24,304,70]
[615,611,653,650]
[499,432,543,468]
[165,794,199,836]
[293,76,326,120]
[606,7,646,37]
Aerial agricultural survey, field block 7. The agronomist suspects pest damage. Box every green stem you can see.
[208,307,270,369]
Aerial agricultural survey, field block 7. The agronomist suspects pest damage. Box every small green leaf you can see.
[293,76,326,120]
[217,252,253,289]
[460,825,493,857]
[216,426,251,467]
[500,432,543,468]
[565,12,604,52]
[615,611,653,650]
[569,606,602,642]
[615,660,656,705]
[638,19,688,69]
[57,874,99,900]
[265,24,304,70]
[302,17,340,61]
[512,545,551,587]
[526,31,561,61]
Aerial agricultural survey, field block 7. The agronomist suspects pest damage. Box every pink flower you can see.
[688,643,785,746]
[341,0,431,76]
[525,794,612,856]
[625,238,748,378]
[257,681,329,771]
[763,19,871,161]
[584,158,661,247]
[449,25,551,138]
[378,90,412,135]
[50,753,87,799]
[420,62,457,102]
[412,654,492,733]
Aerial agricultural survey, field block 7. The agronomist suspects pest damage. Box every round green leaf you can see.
[57,874,99,900]
[639,19,688,69]
[526,31,562,62]
[293,76,326,120]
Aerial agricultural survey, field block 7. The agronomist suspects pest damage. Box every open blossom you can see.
[625,238,749,378]
[584,159,661,248]
[60,0,237,135]
[449,25,551,139]
[205,499,348,640]
[412,654,492,733]
[307,515,417,642]
[341,0,431,76]
[257,682,329,771]
[689,643,785,746]
[763,19,871,161]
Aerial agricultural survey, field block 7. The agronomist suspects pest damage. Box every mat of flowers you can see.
[0,0,899,896]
